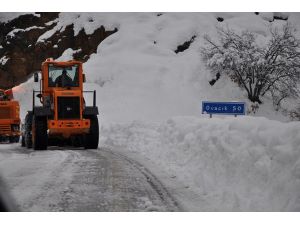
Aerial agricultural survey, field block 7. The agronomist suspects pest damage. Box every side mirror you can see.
[83,73,86,83]
[34,72,39,82]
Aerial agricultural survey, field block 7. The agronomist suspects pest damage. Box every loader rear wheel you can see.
[84,115,99,149]
[32,116,48,150]
[25,112,33,148]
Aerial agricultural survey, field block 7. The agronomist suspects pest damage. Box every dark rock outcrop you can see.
[216,17,224,22]
[0,12,117,89]
[273,12,289,21]
[174,35,196,54]
[209,72,221,86]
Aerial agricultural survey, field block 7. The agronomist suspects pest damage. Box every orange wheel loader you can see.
[24,58,99,150]
[0,89,21,143]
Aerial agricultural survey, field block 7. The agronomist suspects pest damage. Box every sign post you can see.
[202,101,246,118]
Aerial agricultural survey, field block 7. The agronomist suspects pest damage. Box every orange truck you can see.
[0,89,21,143]
[24,58,99,150]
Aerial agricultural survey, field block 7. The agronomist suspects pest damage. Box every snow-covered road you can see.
[0,144,180,211]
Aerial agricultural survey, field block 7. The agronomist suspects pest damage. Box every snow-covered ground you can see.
[4,12,300,211]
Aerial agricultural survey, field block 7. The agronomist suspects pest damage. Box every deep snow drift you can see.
[7,12,300,211]
[101,116,300,211]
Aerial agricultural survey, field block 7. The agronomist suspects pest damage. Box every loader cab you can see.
[28,58,99,150]
[34,59,85,93]
[48,65,79,88]
[34,59,86,118]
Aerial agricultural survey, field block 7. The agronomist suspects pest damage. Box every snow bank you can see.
[101,116,300,211]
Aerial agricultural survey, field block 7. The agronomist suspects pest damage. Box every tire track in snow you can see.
[100,147,181,211]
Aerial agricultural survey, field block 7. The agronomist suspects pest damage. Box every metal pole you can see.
[32,90,35,111]
[93,90,96,107]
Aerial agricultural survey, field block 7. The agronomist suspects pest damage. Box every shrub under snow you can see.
[202,24,300,107]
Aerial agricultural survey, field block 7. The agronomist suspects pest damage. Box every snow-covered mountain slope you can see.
[11,12,300,123]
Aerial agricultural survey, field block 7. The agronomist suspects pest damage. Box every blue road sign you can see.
[202,101,246,115]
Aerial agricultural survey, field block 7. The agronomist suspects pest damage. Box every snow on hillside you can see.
[10,13,300,211]
[13,12,300,122]
[81,12,299,122]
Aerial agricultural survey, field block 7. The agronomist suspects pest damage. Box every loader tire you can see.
[25,112,33,148]
[21,136,25,147]
[32,116,48,150]
[84,115,99,149]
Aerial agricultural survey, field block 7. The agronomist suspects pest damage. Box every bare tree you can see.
[202,24,300,105]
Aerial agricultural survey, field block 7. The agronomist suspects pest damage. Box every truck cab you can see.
[0,89,21,143]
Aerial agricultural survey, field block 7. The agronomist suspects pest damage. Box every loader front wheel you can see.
[32,116,48,150]
[84,115,99,149]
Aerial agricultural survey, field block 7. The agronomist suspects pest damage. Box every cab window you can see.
[48,64,79,87]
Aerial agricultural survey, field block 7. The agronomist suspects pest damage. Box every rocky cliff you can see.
[0,12,117,89]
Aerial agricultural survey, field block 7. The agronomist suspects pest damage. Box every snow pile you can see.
[101,116,300,211]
